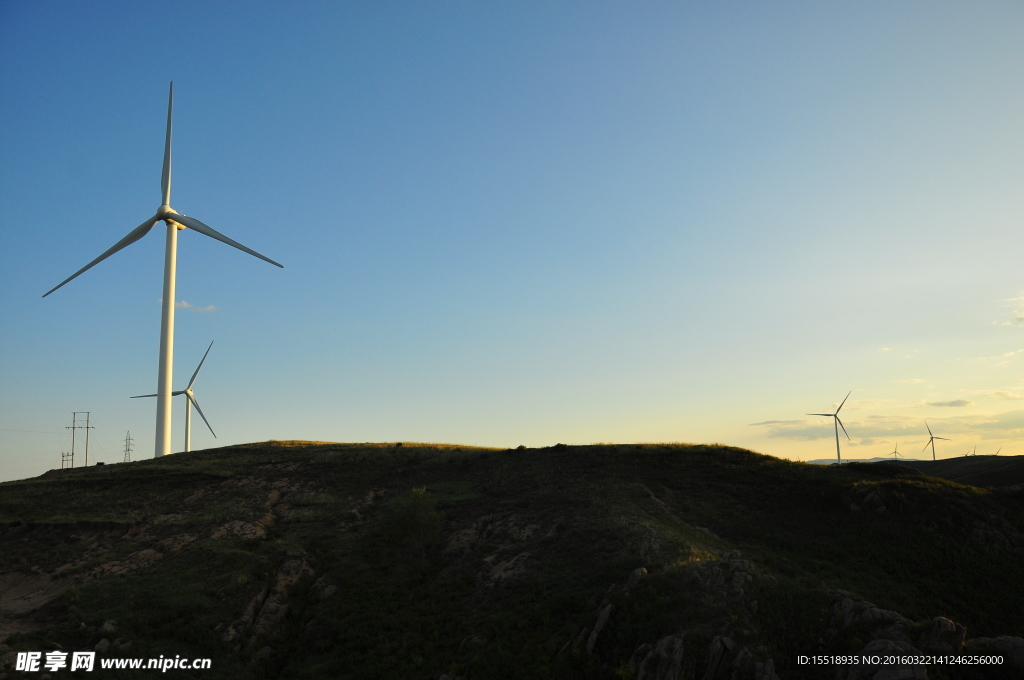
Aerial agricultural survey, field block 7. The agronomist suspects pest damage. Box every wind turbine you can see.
[132,341,216,453]
[889,441,904,461]
[43,83,281,458]
[921,421,948,461]
[809,391,851,464]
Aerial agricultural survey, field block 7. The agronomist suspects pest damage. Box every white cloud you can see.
[176,300,216,312]
[979,390,1024,401]
[752,409,1024,442]
[157,299,216,312]
[926,399,972,408]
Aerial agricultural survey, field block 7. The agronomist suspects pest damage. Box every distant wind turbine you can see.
[889,441,904,460]
[43,83,281,458]
[132,342,216,453]
[922,421,948,461]
[809,391,851,464]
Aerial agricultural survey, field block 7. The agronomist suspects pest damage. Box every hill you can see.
[2,442,1024,679]
[806,455,1024,491]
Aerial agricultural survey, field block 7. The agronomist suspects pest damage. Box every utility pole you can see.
[66,412,94,468]
[123,431,134,463]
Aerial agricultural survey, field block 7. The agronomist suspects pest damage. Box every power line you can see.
[65,412,94,469]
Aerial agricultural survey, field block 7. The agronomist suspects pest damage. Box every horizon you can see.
[2,3,1024,482]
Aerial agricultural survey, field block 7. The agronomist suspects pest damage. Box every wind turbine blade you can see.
[995,447,1002,455]
[43,215,161,297]
[188,394,216,438]
[167,213,283,268]
[935,437,950,441]
[836,391,852,413]
[130,393,158,399]
[186,341,214,389]
[161,82,173,206]
[835,416,850,440]
[808,413,833,417]
[922,439,932,453]
[925,421,933,437]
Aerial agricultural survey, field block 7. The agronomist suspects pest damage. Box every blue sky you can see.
[2,2,1023,481]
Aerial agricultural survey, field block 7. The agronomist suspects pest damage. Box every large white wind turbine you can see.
[43,83,281,458]
[922,421,949,461]
[809,391,851,464]
[132,341,216,453]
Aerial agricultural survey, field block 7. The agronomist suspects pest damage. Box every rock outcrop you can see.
[833,591,1024,679]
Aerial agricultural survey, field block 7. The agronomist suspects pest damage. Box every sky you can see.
[2,2,1023,482]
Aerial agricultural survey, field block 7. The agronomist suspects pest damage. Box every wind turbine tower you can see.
[922,421,949,461]
[809,391,851,464]
[43,83,281,458]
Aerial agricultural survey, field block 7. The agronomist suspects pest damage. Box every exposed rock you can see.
[248,644,273,669]
[571,626,589,650]
[852,486,887,515]
[916,616,965,655]
[0,572,76,617]
[753,658,780,680]
[487,551,531,584]
[155,533,197,552]
[243,559,315,652]
[703,635,734,680]
[624,567,648,596]
[630,526,662,557]
[223,585,269,644]
[310,575,337,601]
[97,620,117,636]
[211,520,266,540]
[445,512,540,554]
[964,635,1024,670]
[833,592,905,629]
[93,638,110,653]
[586,604,614,654]
[91,549,163,577]
[628,643,653,669]
[636,634,684,680]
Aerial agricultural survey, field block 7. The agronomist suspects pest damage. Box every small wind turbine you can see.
[995,447,1002,456]
[921,421,948,461]
[132,341,216,453]
[809,391,851,464]
[43,82,281,459]
[889,441,904,460]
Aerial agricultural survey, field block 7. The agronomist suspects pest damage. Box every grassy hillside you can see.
[874,455,1024,490]
[1,442,1023,679]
